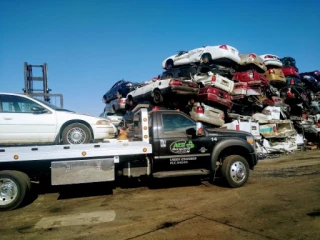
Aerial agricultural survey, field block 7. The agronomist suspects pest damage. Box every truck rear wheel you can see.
[0,170,28,211]
[221,155,249,188]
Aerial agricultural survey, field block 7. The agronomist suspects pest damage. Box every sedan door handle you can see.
[3,118,13,120]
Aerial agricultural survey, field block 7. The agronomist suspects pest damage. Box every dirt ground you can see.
[1,150,320,240]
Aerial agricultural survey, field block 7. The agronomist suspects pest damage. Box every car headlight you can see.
[96,120,110,125]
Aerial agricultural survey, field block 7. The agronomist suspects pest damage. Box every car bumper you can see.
[266,74,286,82]
[241,59,266,72]
[165,86,199,95]
[190,112,224,127]
[198,93,233,108]
[207,50,241,64]
[92,124,117,140]
[264,60,282,67]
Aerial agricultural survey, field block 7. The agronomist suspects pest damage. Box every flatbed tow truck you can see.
[0,106,258,211]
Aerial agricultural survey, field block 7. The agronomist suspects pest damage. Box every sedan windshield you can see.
[34,98,74,112]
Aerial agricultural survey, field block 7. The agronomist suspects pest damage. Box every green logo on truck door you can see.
[170,140,195,154]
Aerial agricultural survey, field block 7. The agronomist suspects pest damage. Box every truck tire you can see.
[153,90,163,104]
[0,170,28,211]
[221,155,249,188]
[62,123,91,144]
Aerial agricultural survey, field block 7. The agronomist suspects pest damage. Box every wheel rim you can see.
[0,178,18,206]
[67,127,86,144]
[229,161,247,183]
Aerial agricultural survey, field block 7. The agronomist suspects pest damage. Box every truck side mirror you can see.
[186,127,196,137]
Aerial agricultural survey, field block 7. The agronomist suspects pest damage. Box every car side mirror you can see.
[31,106,46,113]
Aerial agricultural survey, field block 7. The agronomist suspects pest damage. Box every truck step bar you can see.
[153,169,210,178]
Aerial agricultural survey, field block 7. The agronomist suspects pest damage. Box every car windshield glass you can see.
[34,98,74,112]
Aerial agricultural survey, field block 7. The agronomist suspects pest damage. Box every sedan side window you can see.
[162,113,195,132]
[0,95,43,113]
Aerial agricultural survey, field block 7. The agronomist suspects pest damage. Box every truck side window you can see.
[162,113,195,132]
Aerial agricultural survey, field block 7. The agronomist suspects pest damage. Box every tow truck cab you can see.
[121,108,258,187]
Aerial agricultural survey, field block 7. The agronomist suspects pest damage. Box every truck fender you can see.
[210,138,254,170]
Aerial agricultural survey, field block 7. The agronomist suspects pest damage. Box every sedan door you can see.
[0,95,57,145]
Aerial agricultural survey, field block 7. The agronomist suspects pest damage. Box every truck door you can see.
[152,112,212,172]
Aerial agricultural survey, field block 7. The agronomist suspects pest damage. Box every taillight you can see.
[268,69,275,74]
[265,55,274,59]
[287,89,293,98]
[169,80,183,85]
[236,124,240,130]
[219,45,228,50]
[211,75,216,82]
[207,88,217,94]
[290,78,294,85]
[249,53,256,58]
[248,71,254,78]
[188,82,198,88]
[196,106,204,114]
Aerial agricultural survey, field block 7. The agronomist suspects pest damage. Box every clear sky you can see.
[1,0,319,116]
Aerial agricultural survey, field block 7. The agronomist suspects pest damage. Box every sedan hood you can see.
[55,111,110,124]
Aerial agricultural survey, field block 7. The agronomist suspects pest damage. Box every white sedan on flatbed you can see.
[0,93,117,145]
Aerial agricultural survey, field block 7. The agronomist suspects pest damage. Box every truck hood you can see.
[206,127,253,138]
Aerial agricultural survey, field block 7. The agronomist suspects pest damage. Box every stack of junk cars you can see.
[101,44,320,155]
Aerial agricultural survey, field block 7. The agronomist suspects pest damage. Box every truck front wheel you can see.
[0,170,28,211]
[221,155,249,188]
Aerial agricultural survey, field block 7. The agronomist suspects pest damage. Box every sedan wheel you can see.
[62,123,91,144]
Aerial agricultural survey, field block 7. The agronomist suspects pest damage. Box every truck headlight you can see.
[246,136,255,147]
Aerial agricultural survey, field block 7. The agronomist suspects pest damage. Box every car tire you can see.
[0,170,28,211]
[153,90,163,104]
[165,59,174,70]
[62,123,91,144]
[221,155,249,188]
[200,53,212,63]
